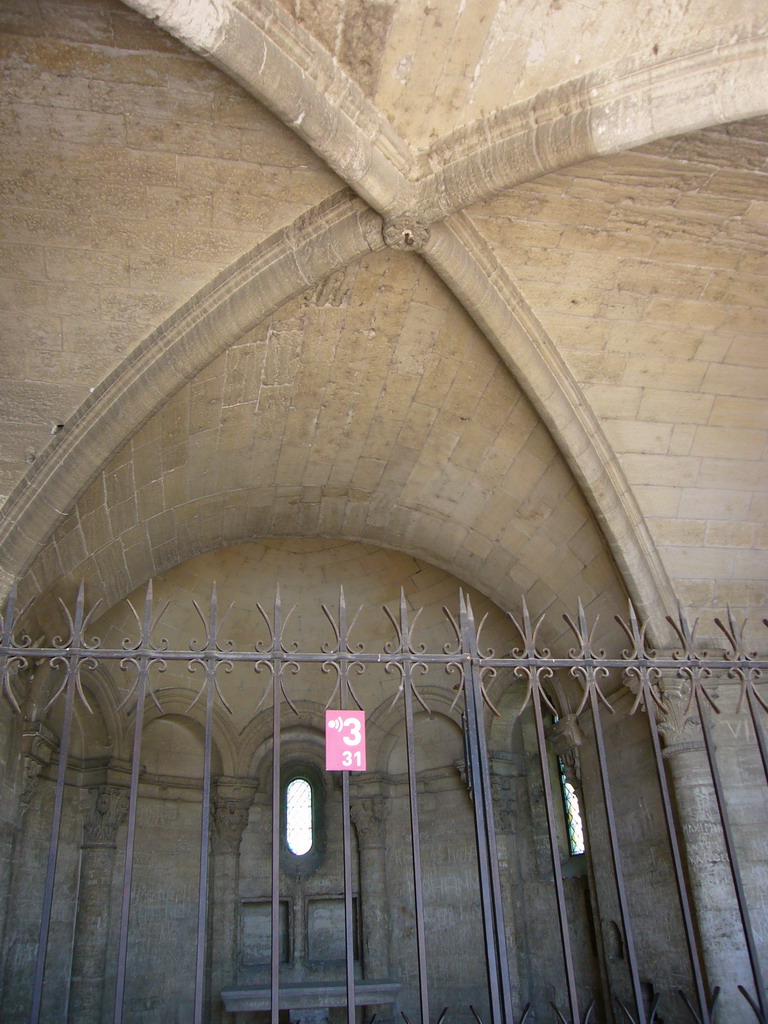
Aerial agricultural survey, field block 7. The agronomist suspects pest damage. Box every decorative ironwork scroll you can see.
[1,583,766,1024]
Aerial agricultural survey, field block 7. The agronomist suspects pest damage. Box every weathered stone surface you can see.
[0,1,766,1021]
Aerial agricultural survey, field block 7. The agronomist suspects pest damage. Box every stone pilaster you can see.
[657,673,753,1019]
[350,783,390,997]
[488,753,525,1008]
[209,778,257,1024]
[0,723,57,1023]
[350,789,388,971]
[67,785,129,1024]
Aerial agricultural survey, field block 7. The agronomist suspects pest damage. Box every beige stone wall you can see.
[21,256,628,655]
[1,2,767,1022]
[472,119,768,623]
[1,0,766,639]
[372,0,768,143]
[0,0,339,501]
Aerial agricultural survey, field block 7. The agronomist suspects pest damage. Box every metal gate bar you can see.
[666,609,768,1023]
[113,581,162,1024]
[192,588,218,1024]
[254,588,291,1024]
[460,595,515,1024]
[642,688,710,1024]
[698,693,767,1021]
[512,600,580,1022]
[335,591,358,1024]
[532,684,579,1022]
[614,603,712,1024]
[1,583,767,1024]
[391,592,431,1024]
[27,584,96,1024]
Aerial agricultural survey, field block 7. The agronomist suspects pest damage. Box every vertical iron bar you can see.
[465,641,514,1023]
[697,691,767,1020]
[0,581,18,707]
[342,771,355,1024]
[588,685,646,1024]
[112,661,147,1024]
[338,590,356,1024]
[745,685,768,786]
[400,593,430,1024]
[193,589,217,1024]
[29,584,86,1024]
[113,584,154,1024]
[29,667,76,1024]
[642,692,710,1023]
[460,595,504,1024]
[531,685,579,1022]
[271,589,283,1024]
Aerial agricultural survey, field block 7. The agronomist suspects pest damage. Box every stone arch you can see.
[244,706,329,785]
[16,267,632,655]
[424,214,678,637]
[5,1,759,641]
[122,0,416,216]
[6,236,645,653]
[0,192,383,602]
[123,0,768,222]
[140,689,239,778]
[367,686,466,776]
[417,36,768,221]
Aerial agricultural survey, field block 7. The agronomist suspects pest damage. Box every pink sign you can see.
[325,710,367,771]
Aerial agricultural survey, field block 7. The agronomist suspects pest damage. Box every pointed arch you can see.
[0,192,383,601]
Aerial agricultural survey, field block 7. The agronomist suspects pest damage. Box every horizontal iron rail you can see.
[4,647,768,671]
[2,583,768,1024]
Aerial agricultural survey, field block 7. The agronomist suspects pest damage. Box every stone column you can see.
[658,675,753,1020]
[488,753,524,1007]
[67,785,129,1024]
[350,782,392,1024]
[546,718,610,1014]
[209,778,256,1024]
[1,725,56,1024]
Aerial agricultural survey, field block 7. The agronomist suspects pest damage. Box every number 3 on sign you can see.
[325,710,367,771]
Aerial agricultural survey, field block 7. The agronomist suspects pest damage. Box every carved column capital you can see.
[655,672,705,755]
[547,714,584,755]
[546,714,584,786]
[488,753,524,835]
[350,791,388,845]
[212,803,251,855]
[490,774,516,834]
[82,786,129,849]
[212,778,257,855]
[19,755,45,819]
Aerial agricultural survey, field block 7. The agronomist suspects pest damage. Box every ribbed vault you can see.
[1,0,766,646]
[21,252,627,651]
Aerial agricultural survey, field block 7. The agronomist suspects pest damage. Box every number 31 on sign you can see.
[325,710,367,771]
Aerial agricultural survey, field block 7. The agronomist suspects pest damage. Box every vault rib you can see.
[423,213,678,645]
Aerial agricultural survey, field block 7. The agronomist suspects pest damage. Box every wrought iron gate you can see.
[0,582,766,1024]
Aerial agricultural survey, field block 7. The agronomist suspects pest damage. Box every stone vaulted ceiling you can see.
[0,0,767,644]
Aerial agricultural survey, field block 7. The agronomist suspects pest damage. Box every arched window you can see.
[551,714,586,857]
[285,776,313,856]
[281,764,325,875]
[559,760,585,856]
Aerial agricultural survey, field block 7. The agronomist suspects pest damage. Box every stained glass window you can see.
[559,762,585,856]
[286,777,313,856]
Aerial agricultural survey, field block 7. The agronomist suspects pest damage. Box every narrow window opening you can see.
[286,777,313,856]
[551,713,585,857]
[559,759,585,856]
